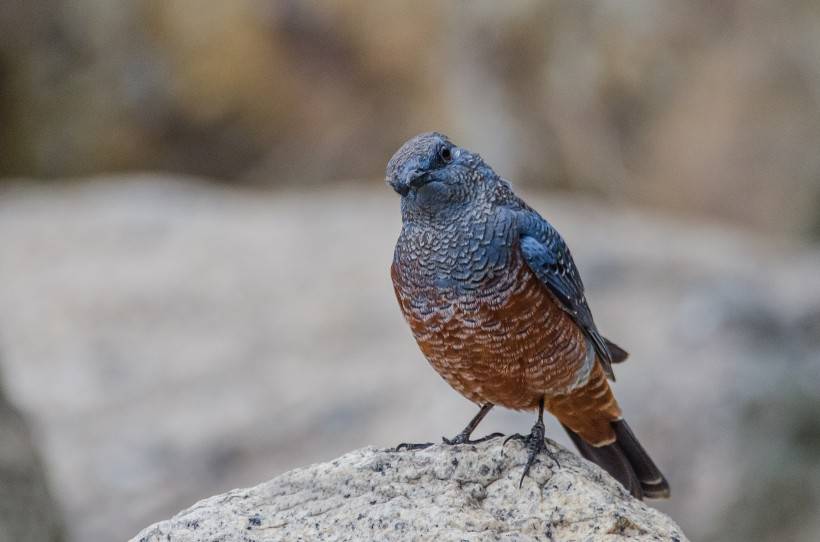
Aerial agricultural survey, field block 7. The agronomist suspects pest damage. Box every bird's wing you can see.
[516,211,617,380]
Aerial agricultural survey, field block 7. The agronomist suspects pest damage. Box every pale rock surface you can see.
[131,439,687,542]
[1,178,818,541]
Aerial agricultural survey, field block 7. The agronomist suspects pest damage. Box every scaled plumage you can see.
[387,132,669,499]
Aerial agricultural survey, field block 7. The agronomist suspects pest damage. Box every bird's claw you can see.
[394,431,504,452]
[442,431,504,446]
[393,442,434,452]
[502,420,560,487]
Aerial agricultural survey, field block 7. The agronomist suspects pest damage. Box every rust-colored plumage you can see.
[392,244,621,446]
[387,132,669,499]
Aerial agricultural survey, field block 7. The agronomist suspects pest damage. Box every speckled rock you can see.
[10,179,816,540]
[131,439,687,542]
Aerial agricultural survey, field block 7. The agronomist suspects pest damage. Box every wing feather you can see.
[517,213,617,380]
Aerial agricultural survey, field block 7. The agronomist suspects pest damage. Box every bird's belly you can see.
[393,260,593,410]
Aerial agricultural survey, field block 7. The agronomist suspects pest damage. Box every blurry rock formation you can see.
[0,177,818,541]
[0,370,64,542]
[2,1,820,235]
[2,3,820,541]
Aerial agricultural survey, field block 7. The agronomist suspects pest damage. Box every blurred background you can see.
[1,1,819,541]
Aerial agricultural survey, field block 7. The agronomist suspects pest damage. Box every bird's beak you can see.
[407,171,432,190]
[389,169,430,196]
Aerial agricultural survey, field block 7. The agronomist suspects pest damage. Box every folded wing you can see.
[517,212,619,379]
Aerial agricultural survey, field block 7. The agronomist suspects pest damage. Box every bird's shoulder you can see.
[500,192,618,378]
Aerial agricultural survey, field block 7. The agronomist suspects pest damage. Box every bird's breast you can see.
[392,243,593,410]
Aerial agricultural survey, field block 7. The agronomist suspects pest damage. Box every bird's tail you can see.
[562,419,670,500]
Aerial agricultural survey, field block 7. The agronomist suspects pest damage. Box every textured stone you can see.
[2,178,819,541]
[131,439,687,542]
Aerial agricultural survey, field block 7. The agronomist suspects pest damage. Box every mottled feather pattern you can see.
[391,194,618,433]
[518,210,616,379]
[546,362,621,445]
[387,132,668,499]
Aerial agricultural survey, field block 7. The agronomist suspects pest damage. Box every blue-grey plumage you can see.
[388,132,615,375]
[387,132,669,499]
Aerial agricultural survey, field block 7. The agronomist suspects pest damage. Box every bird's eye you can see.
[439,146,453,163]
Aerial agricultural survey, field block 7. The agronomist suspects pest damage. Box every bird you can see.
[386,132,669,500]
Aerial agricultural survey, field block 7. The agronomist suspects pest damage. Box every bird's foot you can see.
[393,431,503,452]
[442,431,504,446]
[502,419,560,487]
[393,441,435,452]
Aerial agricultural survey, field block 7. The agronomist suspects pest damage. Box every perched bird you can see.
[387,132,669,499]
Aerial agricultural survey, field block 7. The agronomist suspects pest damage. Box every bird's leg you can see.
[442,404,503,445]
[394,404,503,451]
[503,397,561,487]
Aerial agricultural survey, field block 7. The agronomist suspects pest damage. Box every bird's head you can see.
[386,132,491,218]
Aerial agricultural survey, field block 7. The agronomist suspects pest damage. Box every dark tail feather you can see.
[604,338,629,363]
[562,421,670,500]
[563,425,643,499]
[611,420,670,498]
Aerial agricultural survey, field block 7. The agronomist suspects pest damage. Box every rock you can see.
[2,178,819,540]
[5,4,820,234]
[0,372,65,542]
[131,439,687,542]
